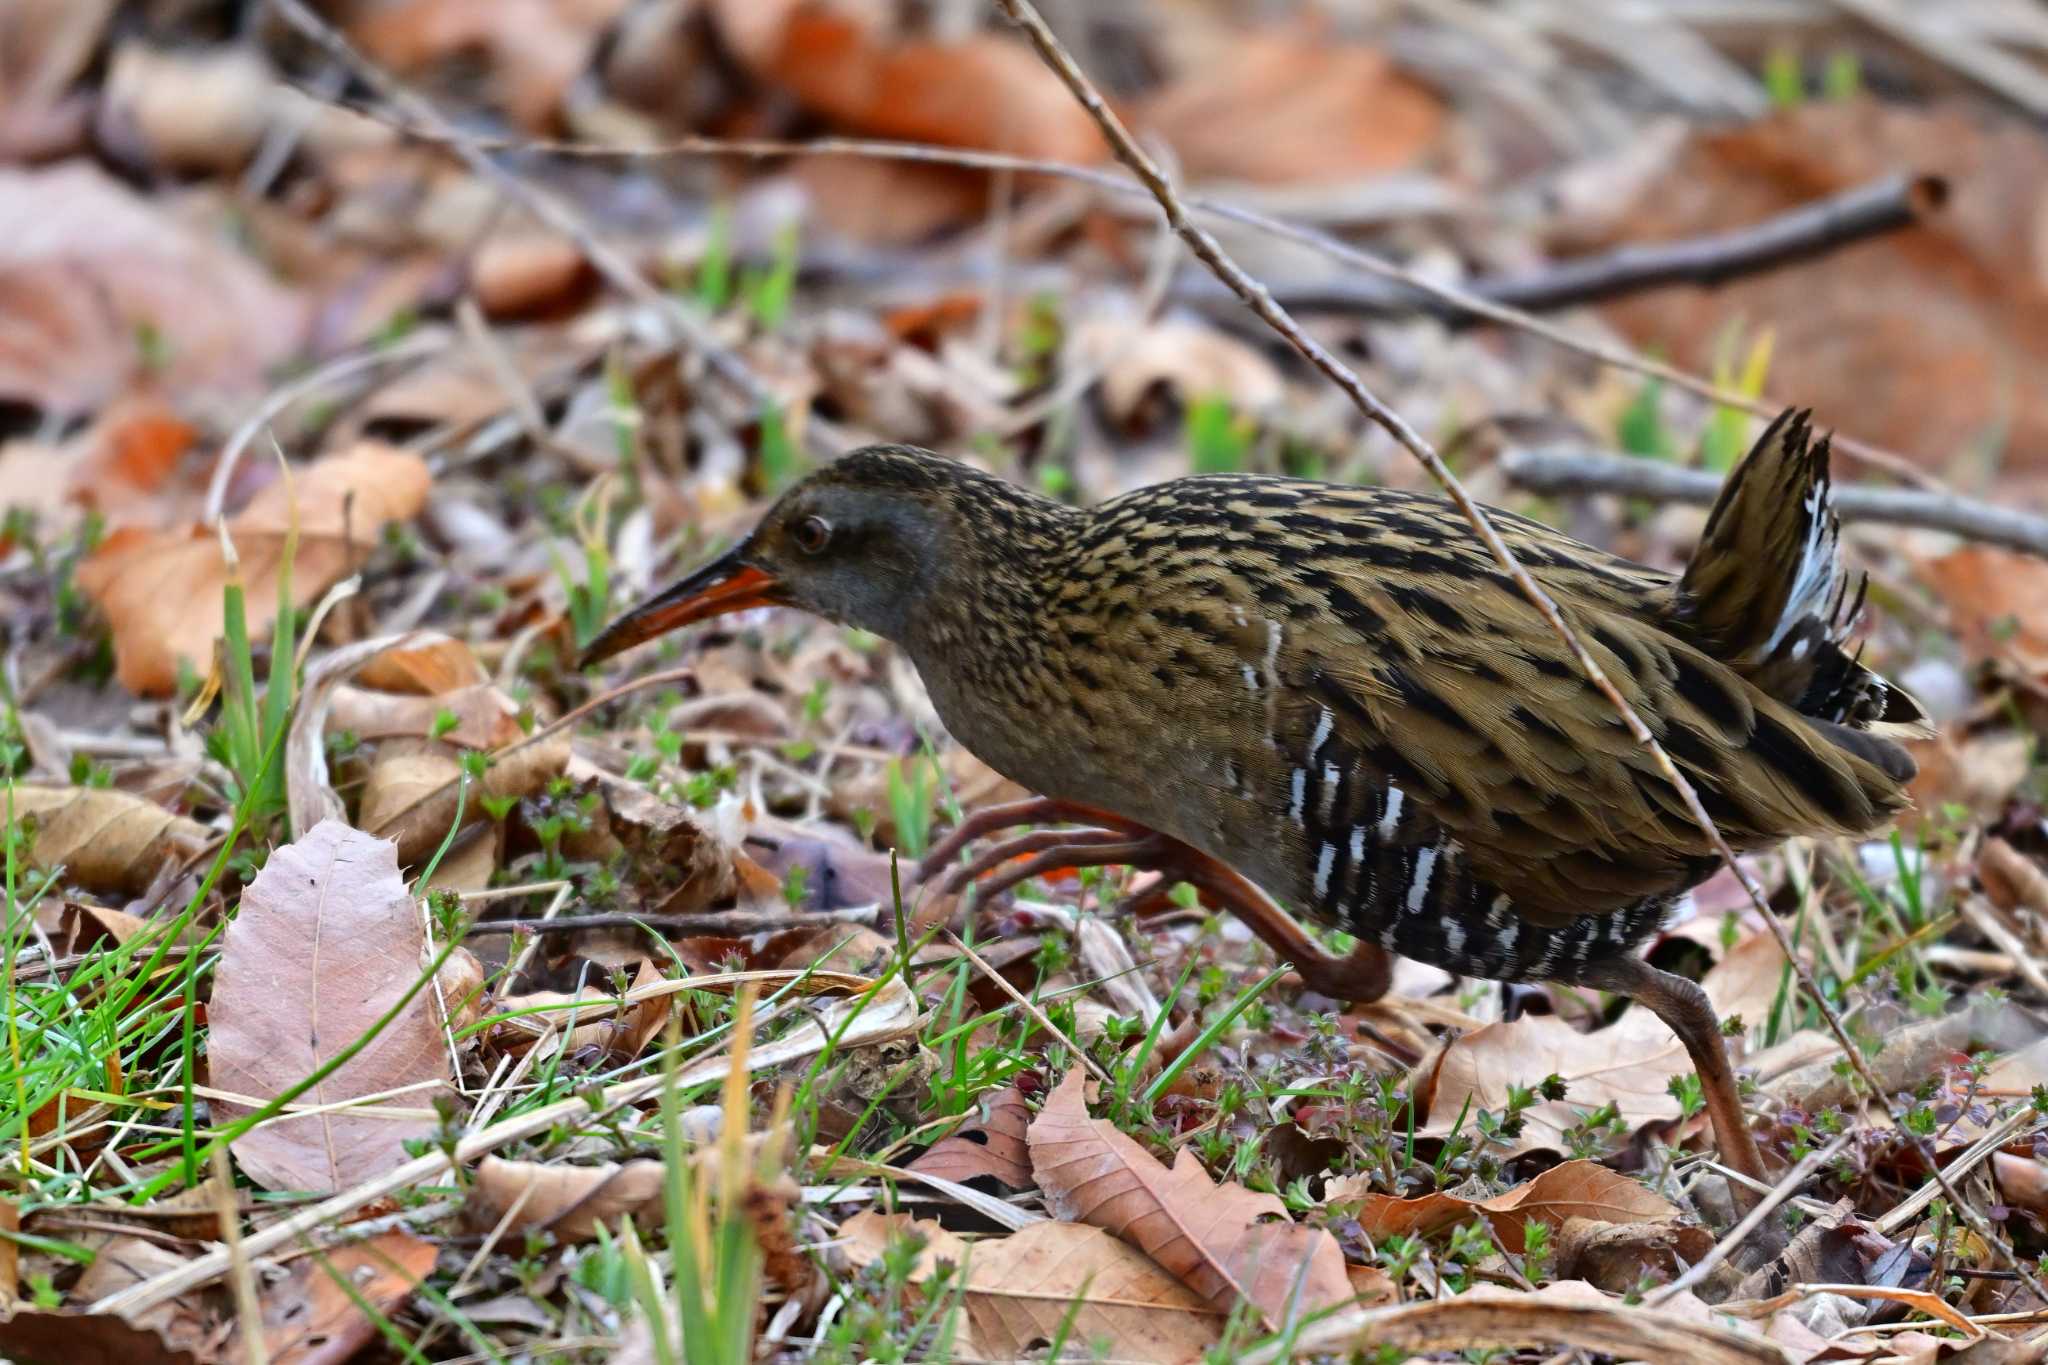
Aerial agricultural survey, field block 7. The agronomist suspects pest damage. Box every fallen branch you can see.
[1193,173,1944,319]
[1501,446,2048,558]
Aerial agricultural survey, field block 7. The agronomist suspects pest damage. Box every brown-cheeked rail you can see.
[582,409,1927,1190]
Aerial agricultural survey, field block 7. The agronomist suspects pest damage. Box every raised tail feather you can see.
[1677,409,1928,737]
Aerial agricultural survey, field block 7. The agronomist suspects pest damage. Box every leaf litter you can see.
[3,2,2048,1362]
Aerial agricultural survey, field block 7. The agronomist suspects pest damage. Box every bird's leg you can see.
[924,804,1393,1004]
[1580,955,1768,1200]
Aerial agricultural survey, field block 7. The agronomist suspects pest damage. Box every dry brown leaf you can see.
[1918,547,2048,672]
[32,902,158,956]
[349,0,633,130]
[909,1084,1034,1190]
[1908,730,2035,822]
[76,441,431,696]
[756,11,1103,163]
[466,1155,664,1243]
[355,637,490,695]
[7,785,208,895]
[208,821,452,1192]
[1588,100,2048,473]
[1982,839,2048,916]
[1329,1158,1679,1253]
[1415,1009,1686,1156]
[1028,1069,1350,1326]
[1556,1215,1718,1293]
[223,1230,437,1364]
[1704,929,1803,1030]
[0,1311,204,1365]
[840,1211,1223,1363]
[1141,23,1443,185]
[1252,1279,1783,1365]
[362,734,569,866]
[0,163,307,415]
[66,1232,214,1359]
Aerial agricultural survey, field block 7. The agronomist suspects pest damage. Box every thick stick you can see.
[1192,173,1944,319]
[1502,447,2048,558]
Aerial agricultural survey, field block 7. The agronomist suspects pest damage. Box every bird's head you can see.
[579,445,1064,668]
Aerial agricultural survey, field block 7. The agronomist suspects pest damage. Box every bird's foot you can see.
[918,800,1393,1005]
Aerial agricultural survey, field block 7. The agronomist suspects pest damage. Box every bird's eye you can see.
[792,515,833,554]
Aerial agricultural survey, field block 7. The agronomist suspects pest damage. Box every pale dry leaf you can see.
[100,43,279,173]
[909,1084,1033,1190]
[223,1230,437,1364]
[1415,1008,1686,1156]
[1247,1280,1782,1365]
[840,1211,1223,1364]
[68,1233,215,1358]
[466,1155,663,1243]
[348,0,634,130]
[326,683,524,751]
[1140,23,1443,185]
[1078,316,1287,426]
[1556,1215,1717,1293]
[1329,1158,1680,1253]
[75,441,432,696]
[1704,929,1803,1030]
[0,163,307,414]
[7,785,208,895]
[208,821,453,1192]
[288,631,437,835]
[1027,1070,1350,1326]
[1982,838,2048,916]
[32,902,159,956]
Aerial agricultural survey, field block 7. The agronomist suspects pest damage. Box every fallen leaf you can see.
[65,1232,214,1359]
[32,902,158,956]
[1917,547,2048,672]
[1078,316,1287,427]
[224,1230,438,1364]
[1704,929,1804,1032]
[76,441,432,696]
[6,785,208,895]
[207,821,452,1192]
[910,1085,1034,1190]
[1415,1008,1687,1156]
[349,0,634,130]
[363,735,569,866]
[755,11,1103,164]
[0,1311,203,1365]
[0,163,307,414]
[1028,1069,1351,1326]
[1982,838,2048,916]
[466,1155,663,1242]
[1329,1159,1680,1253]
[1141,23,1443,184]
[1556,1215,1716,1293]
[355,636,490,695]
[1586,100,2048,473]
[840,1211,1223,1363]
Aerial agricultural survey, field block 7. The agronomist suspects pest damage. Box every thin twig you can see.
[305,99,1946,488]
[1501,447,2048,558]
[1651,1135,1852,1305]
[946,930,1115,1089]
[994,0,2048,1301]
[464,905,880,937]
[1215,173,1942,318]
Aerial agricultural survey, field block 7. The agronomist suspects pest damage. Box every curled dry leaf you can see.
[840,1211,1223,1365]
[1981,839,2048,916]
[32,902,159,956]
[208,821,453,1193]
[1078,316,1287,428]
[363,734,570,866]
[221,1230,437,1364]
[67,1232,215,1359]
[0,162,307,414]
[467,1155,662,1244]
[1027,1069,1351,1327]
[1556,1215,1717,1293]
[7,785,208,895]
[288,630,436,835]
[354,636,490,695]
[1415,1008,1686,1156]
[909,1084,1034,1190]
[1328,1158,1680,1254]
[76,441,432,696]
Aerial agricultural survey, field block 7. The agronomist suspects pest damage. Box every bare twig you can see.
[263,0,842,458]
[1651,1136,1851,1305]
[463,905,881,936]
[307,101,1946,487]
[1203,173,1944,318]
[994,0,2047,1300]
[1501,446,2048,558]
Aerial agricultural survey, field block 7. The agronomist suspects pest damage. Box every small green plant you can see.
[1187,393,1256,474]
[885,757,937,860]
[1763,44,1805,108]
[757,402,804,495]
[1701,321,1775,471]
[694,201,735,313]
[741,220,800,330]
[1616,376,1675,461]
